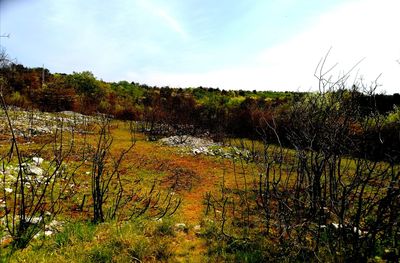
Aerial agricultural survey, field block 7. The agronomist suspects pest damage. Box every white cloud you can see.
[136,0,188,40]
[134,0,400,93]
[255,0,400,93]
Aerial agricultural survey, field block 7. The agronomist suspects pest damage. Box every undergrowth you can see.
[1,217,177,263]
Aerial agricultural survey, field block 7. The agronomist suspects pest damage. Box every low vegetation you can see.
[1,51,399,262]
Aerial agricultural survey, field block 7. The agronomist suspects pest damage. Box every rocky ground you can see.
[159,135,251,160]
[0,108,96,139]
[0,155,67,246]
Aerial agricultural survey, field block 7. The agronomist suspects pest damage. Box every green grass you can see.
[2,117,398,262]
[2,217,177,262]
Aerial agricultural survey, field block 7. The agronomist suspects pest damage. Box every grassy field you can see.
[0,113,258,262]
[1,110,398,262]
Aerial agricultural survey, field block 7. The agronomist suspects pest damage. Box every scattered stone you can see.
[0,215,64,242]
[0,108,95,139]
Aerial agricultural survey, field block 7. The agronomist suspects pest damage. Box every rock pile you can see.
[159,135,251,160]
[159,135,219,149]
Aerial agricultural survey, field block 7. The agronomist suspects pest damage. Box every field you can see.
[2,2,400,261]
[0,101,399,263]
[0,109,263,262]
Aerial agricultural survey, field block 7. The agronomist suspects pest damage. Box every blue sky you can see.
[1,0,399,93]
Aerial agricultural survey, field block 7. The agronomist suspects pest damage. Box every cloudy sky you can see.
[1,0,399,93]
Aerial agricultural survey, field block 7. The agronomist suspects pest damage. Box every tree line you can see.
[1,63,399,161]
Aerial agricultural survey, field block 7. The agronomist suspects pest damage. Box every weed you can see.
[54,221,96,248]
[87,245,113,263]
[154,218,175,237]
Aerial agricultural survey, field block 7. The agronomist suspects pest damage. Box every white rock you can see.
[160,135,219,148]
[32,157,44,166]
[25,165,43,176]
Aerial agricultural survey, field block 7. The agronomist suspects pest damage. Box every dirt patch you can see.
[162,167,200,192]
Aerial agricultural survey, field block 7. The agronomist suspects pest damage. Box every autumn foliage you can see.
[1,63,399,161]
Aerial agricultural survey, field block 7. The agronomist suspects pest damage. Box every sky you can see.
[1,0,399,93]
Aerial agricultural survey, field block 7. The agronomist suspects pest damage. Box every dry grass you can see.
[0,118,258,261]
